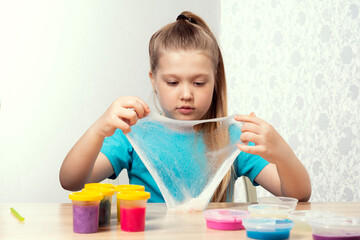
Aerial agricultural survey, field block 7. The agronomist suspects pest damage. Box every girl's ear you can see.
[149,71,156,92]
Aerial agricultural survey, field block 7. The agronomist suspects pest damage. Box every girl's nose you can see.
[180,84,193,100]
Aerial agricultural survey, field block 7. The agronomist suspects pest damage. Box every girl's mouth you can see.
[177,106,195,114]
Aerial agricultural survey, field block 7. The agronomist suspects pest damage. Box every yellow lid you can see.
[117,191,150,200]
[69,191,103,201]
[82,188,115,196]
[115,184,145,192]
[84,183,115,189]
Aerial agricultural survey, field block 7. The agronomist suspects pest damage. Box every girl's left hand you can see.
[235,112,293,164]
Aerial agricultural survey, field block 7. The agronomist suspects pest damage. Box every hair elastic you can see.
[176,14,193,23]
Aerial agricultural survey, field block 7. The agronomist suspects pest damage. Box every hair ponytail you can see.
[149,11,234,202]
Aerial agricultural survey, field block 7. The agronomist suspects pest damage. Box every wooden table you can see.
[1,202,359,239]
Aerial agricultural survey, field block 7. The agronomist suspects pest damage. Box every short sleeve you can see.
[100,129,133,179]
[234,142,269,186]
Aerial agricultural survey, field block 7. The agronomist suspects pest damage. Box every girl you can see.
[60,11,311,202]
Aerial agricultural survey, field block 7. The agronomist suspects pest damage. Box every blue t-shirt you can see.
[101,129,269,203]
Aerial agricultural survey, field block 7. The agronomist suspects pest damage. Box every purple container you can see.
[310,216,360,240]
[69,191,103,234]
[73,203,99,233]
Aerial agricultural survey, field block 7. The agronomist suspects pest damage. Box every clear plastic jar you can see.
[115,185,145,223]
[69,191,103,233]
[117,191,150,232]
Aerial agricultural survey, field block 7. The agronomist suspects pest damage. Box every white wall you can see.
[222,1,360,202]
[0,0,220,203]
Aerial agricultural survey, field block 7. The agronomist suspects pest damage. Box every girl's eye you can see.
[167,81,178,86]
[194,82,206,86]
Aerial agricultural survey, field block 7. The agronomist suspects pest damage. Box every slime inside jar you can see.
[312,235,360,240]
[98,197,111,227]
[120,207,146,232]
[310,216,360,240]
[243,217,294,240]
[204,209,249,230]
[73,204,99,233]
[247,230,291,240]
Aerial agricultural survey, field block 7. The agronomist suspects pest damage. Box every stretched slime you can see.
[126,113,245,211]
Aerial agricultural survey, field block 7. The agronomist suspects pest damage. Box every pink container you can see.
[204,209,250,230]
[117,191,151,232]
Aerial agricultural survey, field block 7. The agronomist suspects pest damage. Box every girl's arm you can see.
[235,113,311,201]
[59,96,150,191]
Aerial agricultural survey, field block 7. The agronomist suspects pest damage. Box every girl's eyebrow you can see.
[161,73,210,79]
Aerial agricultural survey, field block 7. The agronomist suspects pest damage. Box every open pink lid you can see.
[204,209,249,222]
[204,209,250,230]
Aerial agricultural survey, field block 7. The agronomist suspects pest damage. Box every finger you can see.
[118,108,138,126]
[242,141,250,146]
[121,97,151,115]
[112,118,131,134]
[241,122,261,134]
[131,101,146,119]
[234,114,262,125]
[131,96,151,116]
[237,143,262,155]
[122,127,132,134]
[240,131,262,144]
[250,112,256,117]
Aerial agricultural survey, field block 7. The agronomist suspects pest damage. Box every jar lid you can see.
[84,183,114,189]
[82,188,115,196]
[204,209,249,222]
[117,191,150,200]
[248,204,292,214]
[115,184,145,192]
[258,196,298,209]
[243,217,294,231]
[310,216,360,231]
[69,191,103,201]
[288,210,338,222]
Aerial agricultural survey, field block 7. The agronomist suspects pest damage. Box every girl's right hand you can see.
[92,96,151,137]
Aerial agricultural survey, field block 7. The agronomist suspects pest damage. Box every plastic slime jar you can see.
[242,217,294,240]
[117,191,150,232]
[115,185,145,223]
[288,210,338,232]
[83,187,115,227]
[248,204,292,218]
[310,216,360,240]
[257,197,298,210]
[204,209,249,230]
[69,191,103,234]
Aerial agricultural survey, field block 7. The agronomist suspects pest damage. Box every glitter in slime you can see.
[121,207,146,231]
[69,191,103,234]
[204,209,249,230]
[125,113,245,211]
[73,204,99,233]
[117,191,151,232]
[242,217,294,240]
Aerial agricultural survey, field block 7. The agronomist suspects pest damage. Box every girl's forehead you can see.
[159,49,212,59]
[157,50,215,74]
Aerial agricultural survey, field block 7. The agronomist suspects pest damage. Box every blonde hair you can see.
[149,11,234,202]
